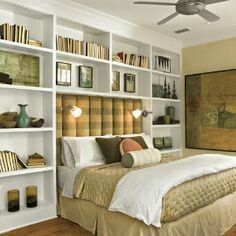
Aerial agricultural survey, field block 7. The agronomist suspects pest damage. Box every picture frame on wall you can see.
[124,73,135,93]
[79,66,93,88]
[112,71,120,91]
[56,62,71,86]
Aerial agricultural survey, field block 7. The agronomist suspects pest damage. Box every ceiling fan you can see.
[133,0,230,25]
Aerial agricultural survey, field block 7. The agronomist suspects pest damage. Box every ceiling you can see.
[69,0,236,47]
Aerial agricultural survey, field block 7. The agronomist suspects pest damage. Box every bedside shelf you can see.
[152,97,180,103]
[160,148,181,154]
[153,124,181,128]
[0,166,53,178]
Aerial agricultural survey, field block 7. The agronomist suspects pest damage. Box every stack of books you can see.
[117,52,149,69]
[27,153,46,168]
[28,39,42,47]
[0,22,42,47]
[56,35,109,60]
[0,151,19,172]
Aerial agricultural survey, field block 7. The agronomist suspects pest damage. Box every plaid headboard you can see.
[56,95,142,164]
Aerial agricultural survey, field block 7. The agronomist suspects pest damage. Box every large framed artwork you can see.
[185,69,236,151]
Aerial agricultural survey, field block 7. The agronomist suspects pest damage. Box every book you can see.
[0,151,18,172]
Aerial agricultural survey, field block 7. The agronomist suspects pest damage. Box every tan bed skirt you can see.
[59,191,236,236]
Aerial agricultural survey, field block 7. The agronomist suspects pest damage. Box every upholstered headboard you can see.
[56,94,142,164]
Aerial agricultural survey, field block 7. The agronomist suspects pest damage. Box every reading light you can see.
[62,104,82,118]
[70,106,82,118]
[132,108,152,119]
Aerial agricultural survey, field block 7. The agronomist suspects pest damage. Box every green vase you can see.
[17,104,30,128]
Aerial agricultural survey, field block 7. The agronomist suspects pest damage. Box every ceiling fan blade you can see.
[198,9,220,22]
[134,1,176,6]
[206,0,230,5]
[157,12,179,25]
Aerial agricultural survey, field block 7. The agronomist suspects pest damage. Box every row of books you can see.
[0,151,18,172]
[56,35,109,60]
[117,52,150,69]
[153,55,171,73]
[0,23,42,47]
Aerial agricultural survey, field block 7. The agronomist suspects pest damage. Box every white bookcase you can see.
[0,0,181,233]
[0,2,56,233]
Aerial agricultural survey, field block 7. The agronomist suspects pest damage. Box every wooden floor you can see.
[2,217,236,236]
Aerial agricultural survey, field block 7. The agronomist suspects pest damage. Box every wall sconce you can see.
[63,104,82,118]
[132,108,152,119]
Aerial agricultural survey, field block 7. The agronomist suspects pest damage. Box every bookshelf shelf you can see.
[0,84,53,92]
[0,166,53,178]
[56,51,110,64]
[152,69,180,78]
[0,201,55,233]
[56,86,150,100]
[0,39,53,55]
[112,61,150,72]
[153,124,181,128]
[152,97,180,103]
[0,127,53,133]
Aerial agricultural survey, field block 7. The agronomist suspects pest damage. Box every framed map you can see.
[185,69,236,151]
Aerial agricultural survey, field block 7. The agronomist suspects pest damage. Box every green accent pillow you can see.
[121,136,148,149]
[95,136,122,164]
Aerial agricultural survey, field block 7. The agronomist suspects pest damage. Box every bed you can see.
[57,134,236,236]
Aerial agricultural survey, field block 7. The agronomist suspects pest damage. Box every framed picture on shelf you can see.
[79,66,93,88]
[56,62,71,86]
[112,71,120,91]
[163,136,172,149]
[153,137,164,149]
[124,73,135,93]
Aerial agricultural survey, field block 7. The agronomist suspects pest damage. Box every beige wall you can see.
[182,37,236,157]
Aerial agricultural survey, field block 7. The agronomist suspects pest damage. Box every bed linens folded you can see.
[109,154,236,227]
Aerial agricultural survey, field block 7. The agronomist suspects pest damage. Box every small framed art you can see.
[124,73,135,93]
[79,66,93,88]
[163,136,172,149]
[112,71,120,91]
[153,137,164,149]
[56,62,71,86]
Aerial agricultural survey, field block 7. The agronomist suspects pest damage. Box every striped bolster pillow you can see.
[121,148,161,168]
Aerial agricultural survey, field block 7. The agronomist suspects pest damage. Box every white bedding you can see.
[109,154,236,228]
[58,162,104,198]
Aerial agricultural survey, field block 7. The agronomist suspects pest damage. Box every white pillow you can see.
[61,136,108,167]
[61,138,74,167]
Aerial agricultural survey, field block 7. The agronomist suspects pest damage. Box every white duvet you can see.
[109,154,236,227]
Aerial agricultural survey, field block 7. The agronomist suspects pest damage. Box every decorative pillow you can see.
[96,136,122,164]
[122,148,161,168]
[120,139,143,156]
[120,136,148,149]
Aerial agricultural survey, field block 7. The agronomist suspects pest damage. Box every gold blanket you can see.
[73,156,236,223]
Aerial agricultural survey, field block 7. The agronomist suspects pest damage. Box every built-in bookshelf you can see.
[0,0,181,233]
[0,2,56,233]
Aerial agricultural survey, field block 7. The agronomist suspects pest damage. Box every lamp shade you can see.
[70,106,82,118]
[132,109,142,119]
